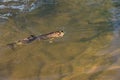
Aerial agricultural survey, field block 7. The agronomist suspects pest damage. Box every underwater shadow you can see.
[79,28,113,42]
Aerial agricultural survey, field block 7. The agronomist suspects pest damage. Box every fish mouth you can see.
[59,32,64,37]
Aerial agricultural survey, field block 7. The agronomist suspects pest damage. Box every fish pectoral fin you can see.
[50,38,54,40]
[49,40,53,43]
[49,38,54,43]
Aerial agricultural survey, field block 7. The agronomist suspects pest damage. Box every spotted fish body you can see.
[37,31,64,40]
[7,31,64,49]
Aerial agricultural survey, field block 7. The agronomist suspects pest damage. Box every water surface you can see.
[0,0,120,80]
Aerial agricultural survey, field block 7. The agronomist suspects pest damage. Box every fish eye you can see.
[60,30,63,32]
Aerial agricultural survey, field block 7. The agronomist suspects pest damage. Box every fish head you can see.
[55,30,64,37]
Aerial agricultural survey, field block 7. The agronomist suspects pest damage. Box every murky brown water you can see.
[0,0,120,80]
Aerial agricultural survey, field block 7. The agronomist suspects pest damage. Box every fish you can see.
[7,30,64,49]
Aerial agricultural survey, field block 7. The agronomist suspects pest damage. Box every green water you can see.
[0,0,120,80]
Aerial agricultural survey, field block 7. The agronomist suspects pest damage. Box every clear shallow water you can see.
[0,0,120,80]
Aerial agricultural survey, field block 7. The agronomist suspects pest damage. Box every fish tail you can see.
[7,43,16,50]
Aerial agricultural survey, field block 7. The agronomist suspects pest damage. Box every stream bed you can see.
[0,0,120,80]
